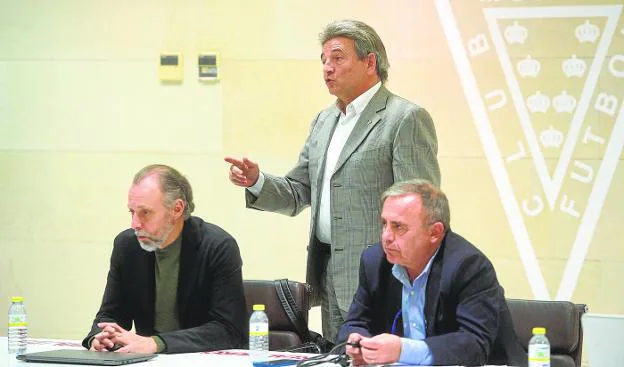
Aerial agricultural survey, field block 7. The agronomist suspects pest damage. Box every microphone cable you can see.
[295,341,352,367]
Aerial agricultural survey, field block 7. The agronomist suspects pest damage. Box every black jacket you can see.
[337,230,527,366]
[82,216,247,353]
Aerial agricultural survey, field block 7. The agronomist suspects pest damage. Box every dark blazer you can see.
[337,230,527,366]
[246,86,440,309]
[82,216,247,354]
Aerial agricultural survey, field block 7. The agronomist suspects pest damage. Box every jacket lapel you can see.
[425,239,445,336]
[177,220,198,324]
[314,109,341,191]
[333,86,390,174]
[137,249,155,331]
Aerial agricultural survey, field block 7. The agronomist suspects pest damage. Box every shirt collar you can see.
[338,81,382,116]
[392,246,440,285]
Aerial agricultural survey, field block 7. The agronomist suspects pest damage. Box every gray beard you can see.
[135,221,174,252]
[139,241,160,252]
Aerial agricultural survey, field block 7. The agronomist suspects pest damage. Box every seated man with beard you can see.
[82,164,246,354]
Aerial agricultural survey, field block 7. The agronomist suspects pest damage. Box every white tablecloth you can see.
[1,337,337,367]
[1,337,508,367]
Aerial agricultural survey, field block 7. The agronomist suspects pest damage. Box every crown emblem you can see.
[505,21,528,44]
[552,91,577,113]
[527,91,550,113]
[562,55,587,78]
[575,20,600,43]
[517,55,541,78]
[540,126,565,149]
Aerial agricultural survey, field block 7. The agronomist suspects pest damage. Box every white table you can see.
[1,337,338,367]
[2,337,507,366]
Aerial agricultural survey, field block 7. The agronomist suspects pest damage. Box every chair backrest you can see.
[243,279,312,351]
[506,298,587,367]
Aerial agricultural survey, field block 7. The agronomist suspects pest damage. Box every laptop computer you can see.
[581,313,624,367]
[16,349,156,365]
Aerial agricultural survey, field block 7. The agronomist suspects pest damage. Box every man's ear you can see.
[367,53,377,74]
[430,222,445,243]
[172,199,185,219]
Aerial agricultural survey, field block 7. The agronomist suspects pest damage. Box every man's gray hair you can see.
[319,19,389,83]
[133,164,195,220]
[382,179,450,230]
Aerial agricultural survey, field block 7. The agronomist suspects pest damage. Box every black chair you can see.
[507,298,587,367]
[243,279,312,351]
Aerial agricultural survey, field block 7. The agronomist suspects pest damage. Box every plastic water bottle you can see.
[528,327,550,367]
[8,296,28,356]
[249,304,269,361]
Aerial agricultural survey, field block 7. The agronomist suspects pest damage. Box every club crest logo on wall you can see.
[435,0,624,300]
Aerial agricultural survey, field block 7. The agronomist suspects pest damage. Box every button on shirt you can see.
[391,248,439,365]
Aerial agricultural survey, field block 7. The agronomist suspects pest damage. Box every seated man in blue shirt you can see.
[337,179,526,366]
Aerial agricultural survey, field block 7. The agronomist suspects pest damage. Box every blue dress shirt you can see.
[391,249,439,365]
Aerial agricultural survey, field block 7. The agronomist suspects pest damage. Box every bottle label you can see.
[249,322,268,336]
[8,314,27,327]
[528,344,550,367]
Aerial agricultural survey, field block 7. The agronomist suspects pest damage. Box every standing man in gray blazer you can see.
[225,19,440,342]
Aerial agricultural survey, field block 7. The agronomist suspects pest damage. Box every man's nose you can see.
[382,227,393,242]
[323,61,333,74]
[131,214,141,230]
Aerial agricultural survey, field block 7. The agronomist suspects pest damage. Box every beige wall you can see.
[1,0,623,356]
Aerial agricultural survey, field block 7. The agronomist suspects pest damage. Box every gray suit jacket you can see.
[246,86,440,310]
